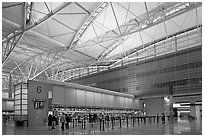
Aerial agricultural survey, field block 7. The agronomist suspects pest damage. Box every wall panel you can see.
[65,88,76,106]
[86,91,94,106]
[101,94,109,107]
[108,95,114,108]
[76,89,85,106]
[94,92,101,107]
[53,86,65,105]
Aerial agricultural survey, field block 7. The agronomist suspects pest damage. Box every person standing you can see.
[156,113,159,123]
[162,113,165,124]
[3,114,7,125]
[48,114,53,130]
[55,114,59,125]
[52,115,56,129]
[61,113,65,130]
[65,114,69,130]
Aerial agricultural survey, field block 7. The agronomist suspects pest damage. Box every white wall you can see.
[53,86,65,105]
[53,85,142,110]
[143,97,164,115]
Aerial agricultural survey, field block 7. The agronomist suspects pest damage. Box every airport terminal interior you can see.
[2,2,202,135]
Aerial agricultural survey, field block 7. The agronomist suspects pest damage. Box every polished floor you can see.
[2,117,202,135]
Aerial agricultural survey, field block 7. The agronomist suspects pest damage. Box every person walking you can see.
[61,113,65,130]
[48,114,53,130]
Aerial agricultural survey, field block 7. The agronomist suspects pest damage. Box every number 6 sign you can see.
[37,86,42,93]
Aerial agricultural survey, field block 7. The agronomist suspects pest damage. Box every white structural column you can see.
[168,85,174,122]
[8,74,13,98]
[190,100,201,118]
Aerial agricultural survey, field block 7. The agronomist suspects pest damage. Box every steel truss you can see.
[110,25,202,68]
[70,2,109,49]
[2,2,202,86]
[75,2,201,64]
[39,2,202,82]
[2,2,71,65]
[2,2,72,86]
[9,49,68,80]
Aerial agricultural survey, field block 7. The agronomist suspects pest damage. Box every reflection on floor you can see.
[2,117,202,135]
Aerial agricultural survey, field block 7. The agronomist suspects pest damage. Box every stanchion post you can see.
[73,118,74,128]
[84,117,86,129]
[82,119,83,129]
[99,119,101,131]
[126,116,128,127]
[144,116,146,124]
[133,117,135,126]
[157,114,159,123]
[112,118,114,129]
[102,119,105,131]
[119,117,121,128]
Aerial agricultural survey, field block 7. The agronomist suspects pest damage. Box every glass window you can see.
[22,83,27,89]
[22,89,27,94]
[22,105,27,109]
[15,95,21,100]
[22,94,27,99]
[15,110,20,115]
[15,100,21,105]
[22,100,27,104]
[22,110,27,115]
[14,105,21,110]
[14,84,21,90]
[15,89,21,95]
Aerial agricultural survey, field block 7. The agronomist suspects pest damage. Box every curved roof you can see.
[2,2,202,89]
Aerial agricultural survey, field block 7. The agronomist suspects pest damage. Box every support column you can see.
[169,84,174,122]
[9,74,13,98]
[97,66,99,73]
[87,67,89,75]
[71,69,73,80]
[190,100,196,118]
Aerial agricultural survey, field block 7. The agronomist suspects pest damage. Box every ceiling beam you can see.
[69,2,110,49]
[2,2,27,65]
[2,33,24,65]
[74,2,90,15]
[144,2,151,24]
[2,2,24,9]
[29,50,68,80]
[2,2,72,66]
[110,3,121,34]
[14,60,27,81]
[75,2,201,49]
[110,25,202,68]
[3,2,72,44]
